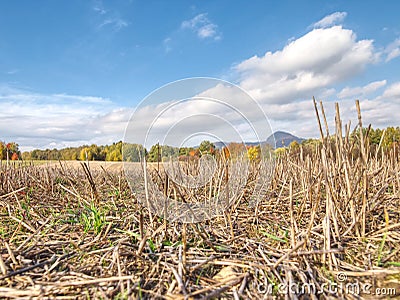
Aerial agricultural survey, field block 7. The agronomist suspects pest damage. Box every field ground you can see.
[1,160,125,172]
[1,105,400,299]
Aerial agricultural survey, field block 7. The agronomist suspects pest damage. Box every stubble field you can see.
[1,104,400,299]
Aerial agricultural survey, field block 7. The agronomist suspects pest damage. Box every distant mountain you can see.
[266,131,305,148]
[212,131,304,149]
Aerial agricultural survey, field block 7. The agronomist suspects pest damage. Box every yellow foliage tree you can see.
[274,147,287,157]
[80,147,93,161]
[247,146,260,162]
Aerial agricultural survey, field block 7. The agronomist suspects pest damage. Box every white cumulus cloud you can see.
[236,26,378,104]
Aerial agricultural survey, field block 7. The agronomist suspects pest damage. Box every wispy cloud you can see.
[92,0,128,31]
[51,93,113,104]
[197,23,218,39]
[181,13,221,40]
[163,37,172,53]
[99,17,128,31]
[384,38,400,62]
[313,12,347,28]
[6,69,20,75]
[93,1,107,15]
[338,80,387,99]
[382,81,400,98]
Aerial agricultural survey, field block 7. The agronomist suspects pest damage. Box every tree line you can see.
[282,126,400,157]
[2,126,399,162]
[15,140,261,162]
[20,141,126,161]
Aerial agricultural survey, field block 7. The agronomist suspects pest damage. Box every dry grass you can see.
[0,101,400,299]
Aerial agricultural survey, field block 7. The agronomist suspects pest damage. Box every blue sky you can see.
[1,1,400,150]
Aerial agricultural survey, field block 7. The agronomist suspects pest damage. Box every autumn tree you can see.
[189,149,199,157]
[0,142,20,160]
[179,147,195,156]
[147,144,160,162]
[289,140,300,154]
[227,142,247,159]
[198,140,216,156]
[147,144,179,162]
[21,151,31,160]
[381,127,400,150]
[300,138,322,155]
[274,147,287,157]
[80,147,93,161]
[247,146,260,162]
[123,143,146,162]
[106,142,123,161]
[0,142,4,160]
[368,128,383,145]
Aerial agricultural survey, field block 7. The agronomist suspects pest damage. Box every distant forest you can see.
[19,140,220,162]
[1,126,399,162]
